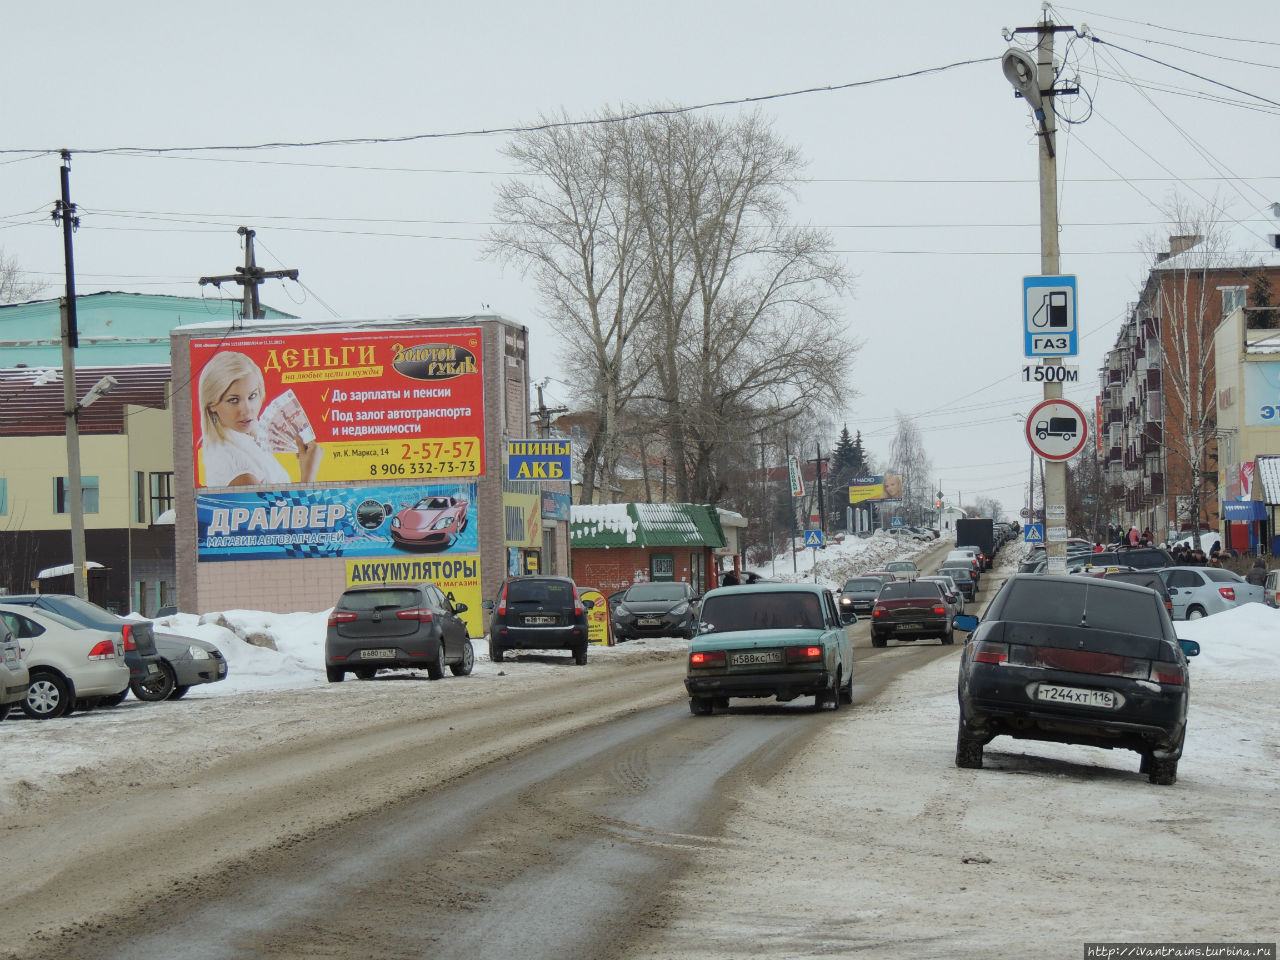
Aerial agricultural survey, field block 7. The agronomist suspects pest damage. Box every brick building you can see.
[568,503,726,596]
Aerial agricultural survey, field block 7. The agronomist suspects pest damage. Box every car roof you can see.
[704,582,829,596]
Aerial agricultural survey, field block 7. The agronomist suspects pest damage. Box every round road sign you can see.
[1024,397,1088,461]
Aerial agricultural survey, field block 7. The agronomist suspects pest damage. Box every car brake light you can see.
[88,639,117,661]
[1218,587,1235,601]
[689,650,726,668]
[497,583,509,617]
[932,605,946,615]
[973,641,1008,665]
[785,645,823,663]
[396,608,434,622]
[572,585,584,617]
[1150,663,1185,685]
[327,610,357,625]
[121,623,137,651]
[872,606,885,617]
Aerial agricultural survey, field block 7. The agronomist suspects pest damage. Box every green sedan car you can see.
[684,582,854,715]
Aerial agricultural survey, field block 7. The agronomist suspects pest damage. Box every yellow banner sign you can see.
[344,556,484,638]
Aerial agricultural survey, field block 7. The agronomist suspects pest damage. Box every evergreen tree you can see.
[832,426,857,474]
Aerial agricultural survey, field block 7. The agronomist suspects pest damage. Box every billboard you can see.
[344,555,483,637]
[1243,361,1280,426]
[197,482,478,561]
[849,476,884,504]
[190,326,485,487]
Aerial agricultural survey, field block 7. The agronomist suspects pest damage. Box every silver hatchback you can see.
[1157,566,1263,620]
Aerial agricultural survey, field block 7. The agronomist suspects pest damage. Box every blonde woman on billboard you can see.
[198,351,323,486]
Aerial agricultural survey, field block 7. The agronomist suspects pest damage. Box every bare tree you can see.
[888,412,932,524]
[0,247,46,304]
[632,111,854,503]
[1140,198,1243,534]
[488,112,655,503]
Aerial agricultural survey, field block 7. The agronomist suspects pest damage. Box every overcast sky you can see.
[4,0,1278,517]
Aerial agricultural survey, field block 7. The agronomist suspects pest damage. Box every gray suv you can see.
[325,583,473,682]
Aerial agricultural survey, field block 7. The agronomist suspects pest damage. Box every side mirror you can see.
[953,614,980,633]
[1178,638,1200,658]
[481,600,494,611]
[583,599,595,609]
[453,602,468,614]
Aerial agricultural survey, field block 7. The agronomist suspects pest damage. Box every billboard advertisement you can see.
[190,326,485,487]
[1243,360,1280,426]
[197,482,478,561]
[849,475,885,504]
[344,555,483,637]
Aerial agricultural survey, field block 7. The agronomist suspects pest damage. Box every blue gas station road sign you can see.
[1024,275,1078,358]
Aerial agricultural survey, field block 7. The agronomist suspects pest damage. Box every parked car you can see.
[0,604,129,719]
[937,564,978,603]
[1087,547,1173,571]
[884,561,919,581]
[919,574,964,616]
[684,582,853,714]
[0,618,29,722]
[886,527,928,543]
[1157,566,1264,620]
[0,594,163,696]
[325,582,473,682]
[1266,568,1280,609]
[954,574,1199,785]
[1100,569,1174,618]
[837,577,884,622]
[871,579,954,647]
[611,581,699,641]
[484,576,592,665]
[131,632,229,701]
[389,495,469,549]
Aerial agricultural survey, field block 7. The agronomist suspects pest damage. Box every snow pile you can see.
[1175,602,1280,678]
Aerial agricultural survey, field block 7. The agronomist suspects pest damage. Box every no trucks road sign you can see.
[1025,397,1088,461]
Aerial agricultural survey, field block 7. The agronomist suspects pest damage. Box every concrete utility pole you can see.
[532,381,568,438]
[52,150,87,600]
[1007,9,1075,570]
[198,227,298,322]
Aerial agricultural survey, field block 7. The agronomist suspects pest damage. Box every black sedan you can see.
[954,574,1199,785]
[612,582,699,641]
[836,576,882,622]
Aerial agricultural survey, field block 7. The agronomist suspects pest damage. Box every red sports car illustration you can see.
[389,496,469,549]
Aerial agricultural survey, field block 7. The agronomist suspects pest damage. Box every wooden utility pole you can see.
[532,381,568,438]
[808,443,829,533]
[198,227,298,322]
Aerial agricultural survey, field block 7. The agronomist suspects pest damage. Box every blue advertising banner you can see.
[541,489,571,521]
[1243,361,1280,426]
[197,482,478,561]
[507,439,571,481]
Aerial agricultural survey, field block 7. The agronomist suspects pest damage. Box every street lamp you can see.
[61,360,117,600]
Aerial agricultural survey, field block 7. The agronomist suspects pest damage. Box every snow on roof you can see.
[1256,456,1280,505]
[36,560,105,579]
[571,503,639,543]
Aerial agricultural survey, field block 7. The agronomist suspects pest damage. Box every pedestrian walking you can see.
[1246,557,1267,586]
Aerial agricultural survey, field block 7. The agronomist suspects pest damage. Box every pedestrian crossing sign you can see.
[804,530,825,548]
[1024,523,1045,544]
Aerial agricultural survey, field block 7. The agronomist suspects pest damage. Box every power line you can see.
[0,56,999,156]
[1053,6,1280,47]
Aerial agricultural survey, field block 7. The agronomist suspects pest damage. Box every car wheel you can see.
[0,702,7,722]
[23,670,72,720]
[131,662,177,702]
[871,634,887,648]
[573,644,588,666]
[354,668,378,680]
[326,666,345,683]
[1186,606,1206,621]
[689,697,714,716]
[955,720,984,769]
[168,685,190,701]
[98,691,128,708]
[840,673,854,704]
[942,627,955,646]
[713,697,730,710]
[489,640,505,663]
[1148,757,1178,786]
[426,639,447,680]
[450,640,475,676]
[827,672,842,712]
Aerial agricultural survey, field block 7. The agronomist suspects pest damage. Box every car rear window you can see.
[880,581,943,599]
[506,579,574,605]
[700,592,823,632]
[1204,569,1243,584]
[1000,579,1163,638]
[340,588,420,611]
[939,567,972,581]
[843,579,882,591]
[625,583,687,601]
